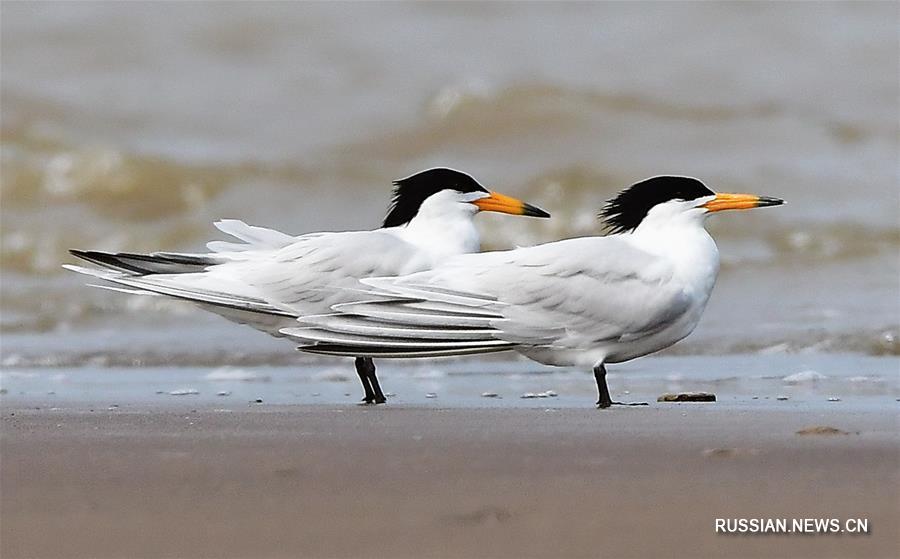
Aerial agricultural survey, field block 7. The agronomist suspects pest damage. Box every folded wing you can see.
[287,236,690,358]
[66,222,437,337]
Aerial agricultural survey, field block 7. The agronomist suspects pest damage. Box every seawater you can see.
[2,2,898,368]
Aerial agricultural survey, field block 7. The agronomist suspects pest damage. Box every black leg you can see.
[355,357,377,404]
[594,363,613,408]
[361,357,386,404]
[593,363,648,409]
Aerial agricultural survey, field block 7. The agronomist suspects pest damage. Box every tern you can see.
[284,176,784,407]
[65,168,550,403]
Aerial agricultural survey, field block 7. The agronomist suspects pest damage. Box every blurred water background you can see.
[2,2,898,371]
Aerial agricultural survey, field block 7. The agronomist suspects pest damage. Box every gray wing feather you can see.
[290,236,689,357]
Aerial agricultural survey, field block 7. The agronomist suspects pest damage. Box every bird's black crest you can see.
[382,168,488,227]
[599,176,714,233]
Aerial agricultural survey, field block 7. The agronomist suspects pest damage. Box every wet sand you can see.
[2,403,897,559]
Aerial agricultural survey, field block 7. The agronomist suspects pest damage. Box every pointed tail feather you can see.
[64,263,292,317]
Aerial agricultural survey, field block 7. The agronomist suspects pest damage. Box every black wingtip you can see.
[67,249,145,273]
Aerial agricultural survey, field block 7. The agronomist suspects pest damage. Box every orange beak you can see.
[472,191,550,218]
[702,193,784,212]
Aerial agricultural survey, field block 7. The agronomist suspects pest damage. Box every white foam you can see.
[204,367,270,382]
[783,370,826,384]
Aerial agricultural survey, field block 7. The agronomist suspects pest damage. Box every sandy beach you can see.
[2,400,897,559]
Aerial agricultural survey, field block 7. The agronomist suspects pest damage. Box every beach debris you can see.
[253,398,263,403]
[540,390,558,397]
[311,392,321,397]
[520,392,538,399]
[205,367,270,382]
[155,390,165,394]
[425,392,438,399]
[216,390,231,397]
[776,395,789,401]
[168,388,199,396]
[827,396,841,402]
[657,392,716,402]
[384,392,395,398]
[796,426,849,436]
[481,392,500,398]
[107,404,119,410]
[782,370,826,384]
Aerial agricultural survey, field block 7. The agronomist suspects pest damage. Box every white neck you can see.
[629,204,720,293]
[386,193,481,261]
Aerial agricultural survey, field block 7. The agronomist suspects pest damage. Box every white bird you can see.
[284,176,784,407]
[65,168,549,403]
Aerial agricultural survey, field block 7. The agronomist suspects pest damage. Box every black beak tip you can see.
[523,203,551,218]
[758,196,785,207]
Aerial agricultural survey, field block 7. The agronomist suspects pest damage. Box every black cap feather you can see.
[600,176,714,234]
[383,168,488,227]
